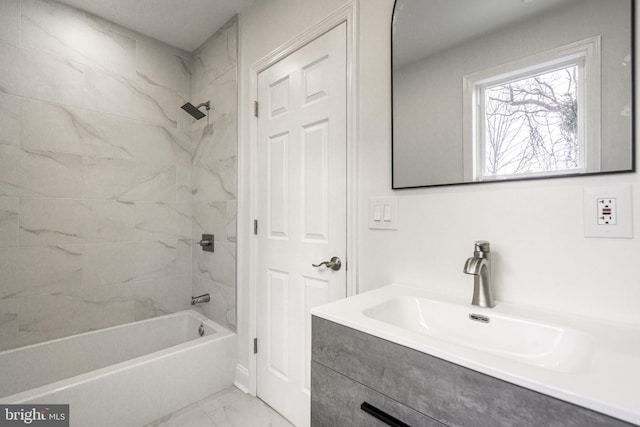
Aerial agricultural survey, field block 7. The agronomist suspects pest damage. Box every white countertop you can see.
[311,284,640,425]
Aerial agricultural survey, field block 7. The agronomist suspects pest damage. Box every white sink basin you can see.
[362,296,593,372]
[311,283,640,425]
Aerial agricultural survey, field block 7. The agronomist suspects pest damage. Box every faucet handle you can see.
[474,240,490,253]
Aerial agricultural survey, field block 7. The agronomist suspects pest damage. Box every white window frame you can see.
[462,36,601,182]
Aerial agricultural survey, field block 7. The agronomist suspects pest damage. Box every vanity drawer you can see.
[311,360,445,427]
[312,316,635,427]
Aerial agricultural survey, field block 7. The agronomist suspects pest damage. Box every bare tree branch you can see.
[483,66,579,177]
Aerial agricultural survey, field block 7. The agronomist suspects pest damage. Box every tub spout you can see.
[191,293,210,305]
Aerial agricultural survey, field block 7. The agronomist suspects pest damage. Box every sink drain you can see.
[469,313,490,324]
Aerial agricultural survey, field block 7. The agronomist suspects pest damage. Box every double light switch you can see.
[369,197,399,230]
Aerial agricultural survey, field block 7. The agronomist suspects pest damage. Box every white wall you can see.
[237,0,640,389]
[358,2,640,327]
[360,6,640,329]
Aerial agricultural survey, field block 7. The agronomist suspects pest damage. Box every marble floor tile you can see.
[145,386,294,427]
[146,403,213,427]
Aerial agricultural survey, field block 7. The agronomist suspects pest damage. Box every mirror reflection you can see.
[392,0,634,188]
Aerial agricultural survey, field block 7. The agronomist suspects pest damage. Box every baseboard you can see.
[234,363,250,394]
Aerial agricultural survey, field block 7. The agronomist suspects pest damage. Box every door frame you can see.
[243,1,359,396]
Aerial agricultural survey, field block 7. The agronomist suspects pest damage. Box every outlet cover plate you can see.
[584,184,633,238]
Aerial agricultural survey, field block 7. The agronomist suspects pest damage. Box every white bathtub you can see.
[0,310,236,427]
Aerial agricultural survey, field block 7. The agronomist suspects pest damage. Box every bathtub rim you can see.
[1,309,234,404]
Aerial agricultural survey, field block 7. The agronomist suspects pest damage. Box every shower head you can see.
[181,101,210,120]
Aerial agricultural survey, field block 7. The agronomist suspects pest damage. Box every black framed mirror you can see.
[392,0,635,189]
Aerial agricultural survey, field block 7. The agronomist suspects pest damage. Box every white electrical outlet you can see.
[584,184,633,238]
[596,198,617,225]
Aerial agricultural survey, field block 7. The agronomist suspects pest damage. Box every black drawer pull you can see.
[361,402,411,427]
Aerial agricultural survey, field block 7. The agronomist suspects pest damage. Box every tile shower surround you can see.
[0,0,238,350]
[190,18,238,331]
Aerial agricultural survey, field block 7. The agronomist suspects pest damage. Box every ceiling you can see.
[57,0,256,52]
[393,0,578,69]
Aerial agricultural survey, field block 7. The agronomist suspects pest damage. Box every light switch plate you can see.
[369,197,399,230]
[584,184,633,238]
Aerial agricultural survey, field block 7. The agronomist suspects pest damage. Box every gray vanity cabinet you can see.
[311,316,635,427]
[312,361,445,426]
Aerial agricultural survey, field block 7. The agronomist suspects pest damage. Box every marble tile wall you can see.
[190,19,238,332]
[0,0,197,350]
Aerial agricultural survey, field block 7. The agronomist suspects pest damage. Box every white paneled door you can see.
[256,23,347,427]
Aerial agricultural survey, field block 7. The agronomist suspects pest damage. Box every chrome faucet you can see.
[463,241,495,308]
[191,293,211,305]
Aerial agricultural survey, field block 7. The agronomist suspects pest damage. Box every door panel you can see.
[303,276,329,391]
[302,119,329,242]
[267,132,289,239]
[267,268,289,379]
